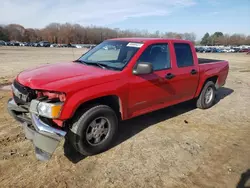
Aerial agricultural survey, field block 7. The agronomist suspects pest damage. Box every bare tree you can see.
[0,26,9,41]
[1,23,249,45]
[6,24,25,41]
[182,32,196,43]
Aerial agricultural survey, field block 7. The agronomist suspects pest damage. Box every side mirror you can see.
[133,62,153,75]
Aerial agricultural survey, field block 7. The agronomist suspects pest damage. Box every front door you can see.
[128,43,176,116]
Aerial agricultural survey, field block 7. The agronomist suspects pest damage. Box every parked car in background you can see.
[221,49,229,53]
[23,42,29,46]
[198,47,205,53]
[26,42,34,47]
[89,45,95,50]
[233,48,240,52]
[32,42,38,47]
[103,45,117,50]
[211,48,220,53]
[216,49,223,53]
[56,44,68,48]
[203,48,212,53]
[8,41,20,46]
[195,47,202,52]
[0,40,6,46]
[38,41,51,47]
[6,42,12,46]
[239,49,249,53]
[66,43,76,48]
[75,44,82,48]
[195,45,250,53]
[50,44,58,48]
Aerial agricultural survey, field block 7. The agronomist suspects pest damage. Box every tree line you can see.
[0,23,249,45]
[0,23,196,44]
[200,32,250,46]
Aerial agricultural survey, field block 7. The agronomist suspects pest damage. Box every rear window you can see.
[174,43,194,67]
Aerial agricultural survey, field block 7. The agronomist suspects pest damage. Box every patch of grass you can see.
[0,77,13,86]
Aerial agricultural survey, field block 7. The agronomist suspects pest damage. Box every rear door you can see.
[171,42,199,101]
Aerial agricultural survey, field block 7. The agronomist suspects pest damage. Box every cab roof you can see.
[108,37,189,43]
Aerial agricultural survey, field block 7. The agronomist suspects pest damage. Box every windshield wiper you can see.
[86,62,107,69]
[74,59,103,68]
[74,59,87,65]
[95,62,121,70]
[74,59,119,70]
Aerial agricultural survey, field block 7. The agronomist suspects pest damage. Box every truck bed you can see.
[198,58,224,64]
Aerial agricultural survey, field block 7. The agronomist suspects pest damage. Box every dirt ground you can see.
[0,47,249,188]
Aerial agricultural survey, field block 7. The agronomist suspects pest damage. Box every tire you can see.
[68,104,118,156]
[196,81,216,109]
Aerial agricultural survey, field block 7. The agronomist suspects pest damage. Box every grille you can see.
[12,80,36,105]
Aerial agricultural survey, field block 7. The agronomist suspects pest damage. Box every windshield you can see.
[77,40,143,70]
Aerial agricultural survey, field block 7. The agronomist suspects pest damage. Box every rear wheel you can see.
[68,105,118,156]
[196,81,216,109]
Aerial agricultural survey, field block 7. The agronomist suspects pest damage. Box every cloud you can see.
[0,0,196,28]
[210,11,219,15]
[206,0,221,6]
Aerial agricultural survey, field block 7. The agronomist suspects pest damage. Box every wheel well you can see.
[72,95,121,121]
[196,75,218,98]
[205,75,218,85]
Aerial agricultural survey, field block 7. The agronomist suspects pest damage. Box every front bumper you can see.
[7,98,66,161]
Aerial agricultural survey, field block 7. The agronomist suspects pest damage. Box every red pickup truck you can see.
[7,38,229,161]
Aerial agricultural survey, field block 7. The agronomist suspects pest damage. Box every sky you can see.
[1,0,250,39]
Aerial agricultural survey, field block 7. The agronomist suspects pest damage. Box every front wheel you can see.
[196,81,216,109]
[68,105,118,156]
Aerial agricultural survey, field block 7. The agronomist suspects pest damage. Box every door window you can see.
[137,44,171,71]
[174,43,194,67]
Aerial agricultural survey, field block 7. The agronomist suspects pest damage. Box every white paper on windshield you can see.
[127,42,143,48]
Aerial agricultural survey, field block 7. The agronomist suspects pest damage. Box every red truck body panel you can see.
[16,38,229,121]
[195,62,229,98]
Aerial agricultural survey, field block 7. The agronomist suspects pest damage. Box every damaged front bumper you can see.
[7,98,66,161]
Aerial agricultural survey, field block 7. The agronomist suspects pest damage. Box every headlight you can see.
[30,100,63,119]
[36,91,66,102]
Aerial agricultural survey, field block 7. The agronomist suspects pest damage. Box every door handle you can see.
[165,73,175,79]
[190,69,197,75]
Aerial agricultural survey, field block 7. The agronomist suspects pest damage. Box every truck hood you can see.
[16,62,121,92]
